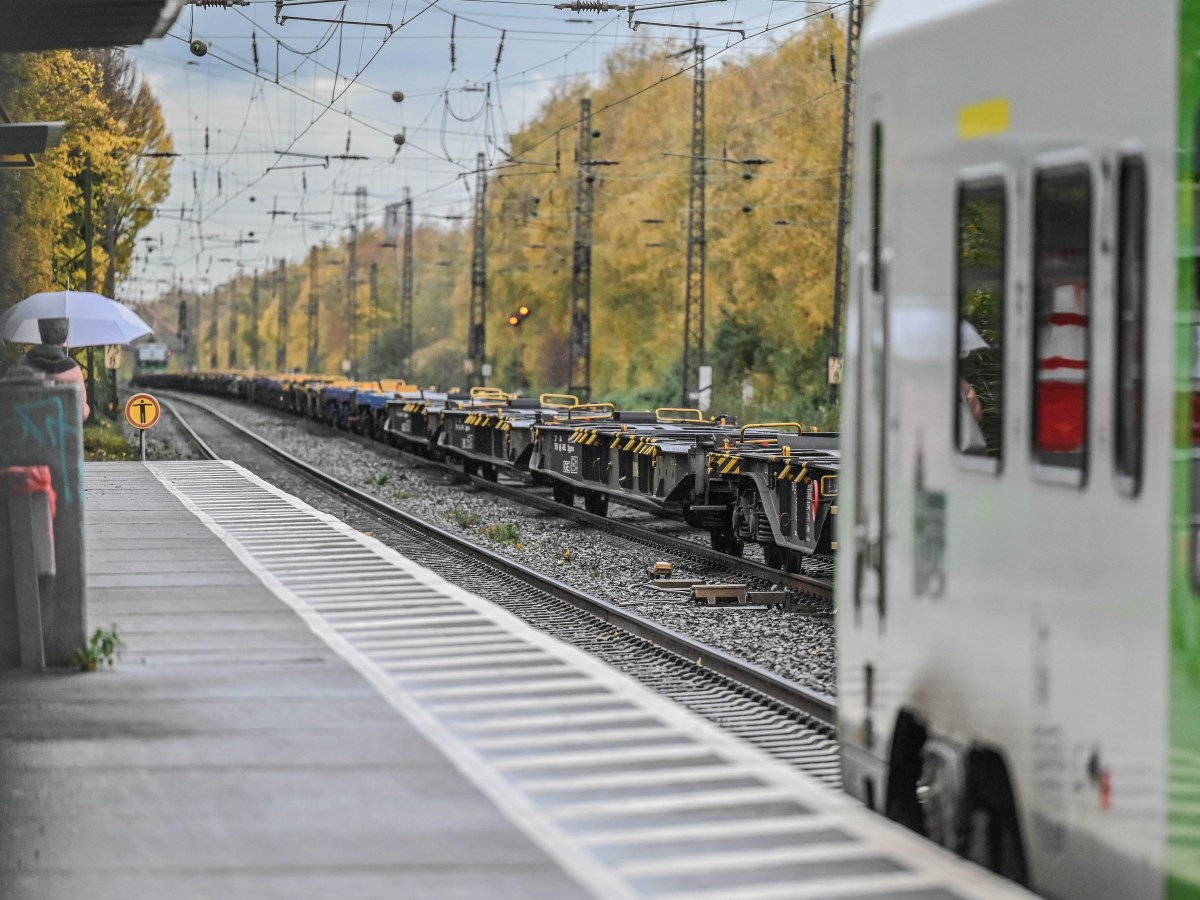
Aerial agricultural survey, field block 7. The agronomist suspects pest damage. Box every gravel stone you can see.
[155,390,837,696]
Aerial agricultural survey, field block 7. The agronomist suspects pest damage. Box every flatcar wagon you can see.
[837,1,1200,896]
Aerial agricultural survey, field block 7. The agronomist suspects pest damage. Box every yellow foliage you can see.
[176,18,847,424]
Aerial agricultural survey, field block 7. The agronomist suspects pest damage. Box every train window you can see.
[1114,156,1146,494]
[955,179,1006,461]
[871,122,883,292]
[1031,165,1092,473]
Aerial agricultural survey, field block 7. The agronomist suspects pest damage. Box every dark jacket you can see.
[20,345,78,375]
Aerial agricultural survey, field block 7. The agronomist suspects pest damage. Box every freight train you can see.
[136,370,839,575]
[836,0,1200,897]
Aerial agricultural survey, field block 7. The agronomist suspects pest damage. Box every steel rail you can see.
[159,387,834,600]
[165,393,837,726]
[483,476,833,602]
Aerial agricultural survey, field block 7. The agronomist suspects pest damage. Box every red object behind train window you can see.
[1038,381,1087,453]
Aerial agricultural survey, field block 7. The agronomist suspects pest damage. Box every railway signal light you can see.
[508,305,532,327]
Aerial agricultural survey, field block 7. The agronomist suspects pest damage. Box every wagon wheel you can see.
[584,491,609,517]
[763,542,785,569]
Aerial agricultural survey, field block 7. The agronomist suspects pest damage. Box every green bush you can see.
[84,421,137,461]
[483,522,521,546]
[446,508,481,528]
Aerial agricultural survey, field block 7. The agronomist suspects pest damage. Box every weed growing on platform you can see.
[446,508,482,529]
[84,420,136,462]
[75,625,124,671]
[483,522,521,546]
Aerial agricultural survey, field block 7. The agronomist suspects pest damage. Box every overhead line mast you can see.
[227,278,238,368]
[347,222,358,379]
[368,261,379,376]
[276,257,288,372]
[307,246,320,373]
[348,185,367,380]
[468,152,488,386]
[829,0,862,406]
[681,40,706,410]
[249,268,260,371]
[401,188,414,378]
[208,284,219,369]
[568,96,595,401]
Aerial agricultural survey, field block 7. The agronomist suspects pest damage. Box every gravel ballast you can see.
[152,390,837,696]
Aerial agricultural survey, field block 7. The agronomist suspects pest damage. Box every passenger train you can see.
[837,0,1200,896]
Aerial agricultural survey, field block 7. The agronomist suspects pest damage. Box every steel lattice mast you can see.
[276,257,288,372]
[568,97,594,401]
[227,278,238,368]
[401,189,414,378]
[368,261,379,376]
[346,222,358,379]
[249,268,260,370]
[306,246,320,373]
[829,0,862,406]
[681,42,706,408]
[208,284,218,369]
[468,152,488,385]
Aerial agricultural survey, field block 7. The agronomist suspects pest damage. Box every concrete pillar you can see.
[0,378,85,668]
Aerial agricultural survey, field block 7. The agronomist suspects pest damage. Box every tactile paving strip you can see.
[148,460,1033,900]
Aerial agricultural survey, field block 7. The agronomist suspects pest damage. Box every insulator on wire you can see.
[204,126,210,154]
[252,31,259,73]
[829,43,837,82]
[450,15,457,71]
[552,0,624,11]
[345,130,352,154]
[494,30,506,70]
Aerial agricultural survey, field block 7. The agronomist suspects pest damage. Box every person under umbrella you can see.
[13,317,90,420]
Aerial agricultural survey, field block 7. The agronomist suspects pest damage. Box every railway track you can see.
[159,387,834,604]
[162,392,840,775]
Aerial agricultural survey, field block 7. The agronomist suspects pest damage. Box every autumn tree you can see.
[0,49,172,376]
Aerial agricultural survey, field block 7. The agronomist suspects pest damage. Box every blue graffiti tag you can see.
[1,394,81,506]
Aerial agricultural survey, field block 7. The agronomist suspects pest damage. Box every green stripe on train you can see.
[1171,3,1200,896]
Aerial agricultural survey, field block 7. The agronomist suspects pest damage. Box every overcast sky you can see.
[124,0,843,303]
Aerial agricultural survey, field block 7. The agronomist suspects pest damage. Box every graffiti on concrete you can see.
[1,395,81,506]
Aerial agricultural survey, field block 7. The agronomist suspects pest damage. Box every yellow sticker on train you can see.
[958,97,1010,140]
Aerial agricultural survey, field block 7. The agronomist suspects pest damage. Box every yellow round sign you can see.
[124,393,161,430]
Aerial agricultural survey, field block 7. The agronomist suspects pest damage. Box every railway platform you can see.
[0,461,1034,900]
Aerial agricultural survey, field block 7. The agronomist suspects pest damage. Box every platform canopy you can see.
[0,0,184,53]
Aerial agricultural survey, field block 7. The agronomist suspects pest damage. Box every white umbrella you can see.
[0,290,153,348]
[959,319,989,357]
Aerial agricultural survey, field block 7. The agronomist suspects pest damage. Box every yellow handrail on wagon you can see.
[560,402,615,422]
[470,386,510,400]
[655,407,704,423]
[539,393,580,408]
[739,421,805,443]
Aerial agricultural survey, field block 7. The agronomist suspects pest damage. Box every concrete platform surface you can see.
[0,462,589,900]
[0,461,1034,900]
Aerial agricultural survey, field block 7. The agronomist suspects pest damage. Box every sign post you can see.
[123,392,161,462]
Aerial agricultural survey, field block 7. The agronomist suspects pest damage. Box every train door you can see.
[852,112,890,626]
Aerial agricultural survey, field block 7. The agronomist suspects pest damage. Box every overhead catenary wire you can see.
[131,0,850,303]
